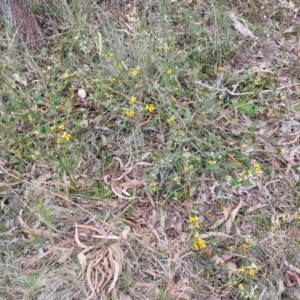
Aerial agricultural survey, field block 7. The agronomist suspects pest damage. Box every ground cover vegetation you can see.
[1,0,300,299]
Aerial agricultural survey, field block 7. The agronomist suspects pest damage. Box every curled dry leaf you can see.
[225,200,243,234]
[75,223,124,299]
[166,278,195,300]
[226,261,238,274]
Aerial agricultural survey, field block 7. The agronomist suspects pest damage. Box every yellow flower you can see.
[189,215,200,229]
[107,52,114,58]
[56,137,61,144]
[51,126,56,132]
[125,109,135,117]
[118,60,127,69]
[208,160,217,165]
[193,238,206,250]
[145,104,155,112]
[62,72,70,80]
[129,96,137,104]
[62,133,72,141]
[177,50,182,55]
[58,124,65,131]
[166,116,175,125]
[15,150,21,157]
[189,216,198,223]
[243,243,250,254]
[240,264,258,277]
[31,154,37,160]
[73,71,82,78]
[167,69,173,75]
[65,133,72,141]
[173,176,181,185]
[174,86,179,91]
[129,69,139,76]
[217,66,226,72]
[248,268,256,276]
[109,77,117,83]
[157,45,162,51]
[26,141,32,146]
[152,185,158,192]
[253,163,262,173]
[164,43,169,52]
[237,177,243,183]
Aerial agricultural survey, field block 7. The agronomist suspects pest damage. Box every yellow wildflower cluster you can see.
[62,71,82,81]
[151,183,158,192]
[189,215,206,251]
[51,125,71,143]
[253,162,262,173]
[145,104,155,112]
[237,162,262,183]
[189,216,200,229]
[193,238,206,251]
[129,68,139,76]
[208,159,217,165]
[243,243,250,254]
[61,132,72,141]
[240,264,258,277]
[125,109,135,117]
[62,72,70,80]
[208,152,222,166]
[109,77,117,83]
[166,116,175,125]
[157,43,170,52]
[129,96,137,104]
[167,69,173,75]
[217,66,226,72]
[241,143,254,156]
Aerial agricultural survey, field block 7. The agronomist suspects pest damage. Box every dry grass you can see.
[1,0,300,299]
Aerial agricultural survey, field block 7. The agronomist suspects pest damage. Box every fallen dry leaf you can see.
[121,226,130,240]
[225,200,244,234]
[13,73,27,86]
[75,223,124,299]
[226,261,238,273]
[228,11,256,39]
